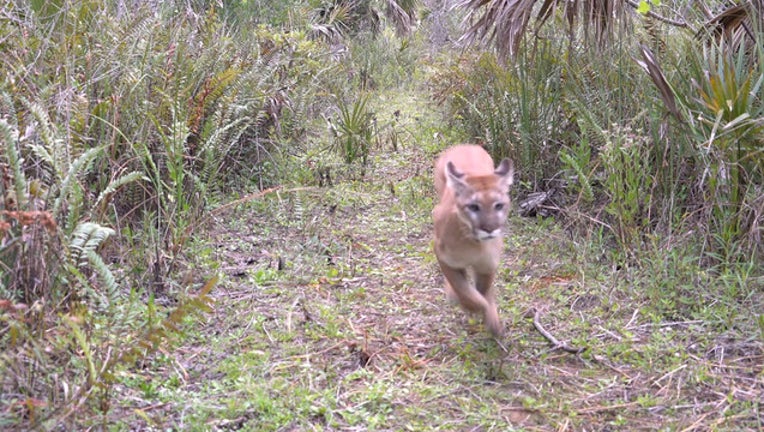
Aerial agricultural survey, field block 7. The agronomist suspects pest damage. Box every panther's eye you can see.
[466,203,480,212]
[494,203,505,211]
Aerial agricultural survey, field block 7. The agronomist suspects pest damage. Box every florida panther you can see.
[432,145,514,336]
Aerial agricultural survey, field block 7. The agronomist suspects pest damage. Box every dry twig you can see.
[532,308,585,354]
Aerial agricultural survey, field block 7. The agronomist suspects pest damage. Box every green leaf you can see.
[637,0,650,14]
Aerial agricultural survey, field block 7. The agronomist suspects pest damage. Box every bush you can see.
[0,0,336,427]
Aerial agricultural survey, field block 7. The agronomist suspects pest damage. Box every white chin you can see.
[475,231,497,241]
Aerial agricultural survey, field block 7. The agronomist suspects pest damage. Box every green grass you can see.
[99,87,763,431]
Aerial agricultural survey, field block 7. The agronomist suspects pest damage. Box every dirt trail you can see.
[154,89,764,431]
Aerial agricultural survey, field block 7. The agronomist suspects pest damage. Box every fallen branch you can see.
[532,308,585,354]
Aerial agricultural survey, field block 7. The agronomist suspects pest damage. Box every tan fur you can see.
[432,144,514,336]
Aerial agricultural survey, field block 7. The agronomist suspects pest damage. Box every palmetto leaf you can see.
[457,1,760,61]
[700,3,763,42]
[312,0,356,40]
[385,0,419,36]
[636,44,682,121]
[457,0,536,58]
[456,0,682,59]
[334,94,374,165]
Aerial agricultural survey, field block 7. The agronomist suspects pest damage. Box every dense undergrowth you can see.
[0,0,762,429]
[434,21,763,264]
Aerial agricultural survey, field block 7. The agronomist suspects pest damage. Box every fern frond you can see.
[22,98,67,179]
[254,108,271,130]
[200,68,241,107]
[94,171,147,210]
[187,171,207,211]
[64,180,84,237]
[69,221,115,264]
[28,143,57,179]
[294,192,305,228]
[52,146,104,219]
[0,118,27,209]
[132,137,162,190]
[0,91,17,129]
[199,115,250,186]
[560,151,594,203]
[86,248,118,309]
[117,12,160,54]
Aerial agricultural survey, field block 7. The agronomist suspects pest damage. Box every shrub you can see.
[0,0,335,427]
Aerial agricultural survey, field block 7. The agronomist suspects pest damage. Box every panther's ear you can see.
[445,161,471,195]
[495,158,514,190]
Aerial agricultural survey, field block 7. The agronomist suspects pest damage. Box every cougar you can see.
[432,144,514,336]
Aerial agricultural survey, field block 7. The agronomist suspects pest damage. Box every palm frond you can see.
[636,44,682,121]
[457,0,634,59]
[311,0,356,40]
[385,0,419,36]
[310,22,346,42]
[457,0,536,59]
[333,94,375,166]
[700,3,762,41]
